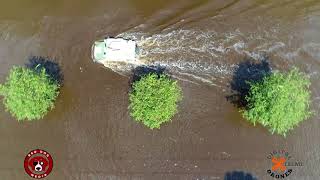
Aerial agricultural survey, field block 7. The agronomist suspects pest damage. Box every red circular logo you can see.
[24,149,53,179]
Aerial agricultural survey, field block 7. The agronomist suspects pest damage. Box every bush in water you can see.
[0,66,60,121]
[129,73,182,129]
[243,68,312,136]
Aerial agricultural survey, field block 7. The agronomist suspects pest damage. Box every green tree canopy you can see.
[129,73,182,129]
[243,68,312,136]
[0,66,60,121]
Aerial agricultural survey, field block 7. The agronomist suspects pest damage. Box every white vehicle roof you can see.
[92,38,137,63]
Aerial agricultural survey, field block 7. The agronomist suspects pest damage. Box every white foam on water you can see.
[302,42,320,60]
[113,29,303,86]
[174,71,221,87]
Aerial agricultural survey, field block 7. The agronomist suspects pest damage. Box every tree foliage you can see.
[243,68,312,136]
[129,74,182,129]
[0,66,60,121]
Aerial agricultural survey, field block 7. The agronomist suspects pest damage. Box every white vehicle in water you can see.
[91,37,139,64]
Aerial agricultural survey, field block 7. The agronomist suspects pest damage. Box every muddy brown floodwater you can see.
[0,0,320,179]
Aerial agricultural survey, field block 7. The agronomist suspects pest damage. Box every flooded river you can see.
[0,0,320,179]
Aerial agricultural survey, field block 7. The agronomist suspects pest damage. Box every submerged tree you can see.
[243,68,312,136]
[129,73,182,129]
[0,66,60,121]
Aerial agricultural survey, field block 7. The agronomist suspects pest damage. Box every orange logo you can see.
[272,157,286,172]
[267,150,303,178]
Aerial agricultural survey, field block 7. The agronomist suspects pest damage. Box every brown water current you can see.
[0,0,320,179]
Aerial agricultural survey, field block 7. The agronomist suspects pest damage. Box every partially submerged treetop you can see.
[129,73,182,129]
[243,68,312,136]
[0,66,60,121]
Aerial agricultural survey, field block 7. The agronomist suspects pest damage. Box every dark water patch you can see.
[224,171,257,180]
[26,56,64,85]
[226,59,271,108]
[130,65,166,85]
